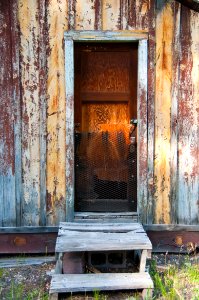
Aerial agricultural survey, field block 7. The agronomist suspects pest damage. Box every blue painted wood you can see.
[65,38,75,222]
[0,175,3,226]
[0,2,16,227]
[64,30,148,41]
[137,40,148,223]
[11,0,22,227]
[2,169,16,227]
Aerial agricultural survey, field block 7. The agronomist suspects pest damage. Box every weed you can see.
[93,290,108,300]
[149,255,199,300]
[0,268,4,278]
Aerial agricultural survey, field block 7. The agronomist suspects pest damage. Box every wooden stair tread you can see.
[50,272,154,293]
[59,222,145,233]
[56,222,152,252]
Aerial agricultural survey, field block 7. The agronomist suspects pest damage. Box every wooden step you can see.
[56,222,152,252]
[49,272,153,299]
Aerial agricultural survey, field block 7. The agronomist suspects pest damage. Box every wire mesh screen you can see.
[75,131,137,212]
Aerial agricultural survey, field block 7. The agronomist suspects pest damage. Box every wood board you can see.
[50,272,153,293]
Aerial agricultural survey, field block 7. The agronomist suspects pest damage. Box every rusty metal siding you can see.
[0,0,198,227]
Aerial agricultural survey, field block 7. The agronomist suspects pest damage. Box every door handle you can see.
[130,119,138,126]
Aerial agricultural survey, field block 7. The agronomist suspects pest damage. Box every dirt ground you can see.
[0,253,198,300]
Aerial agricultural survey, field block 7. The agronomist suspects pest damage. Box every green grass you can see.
[0,255,198,299]
[149,256,199,300]
[0,278,48,300]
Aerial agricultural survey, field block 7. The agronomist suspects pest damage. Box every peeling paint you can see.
[154,1,174,224]
[46,0,68,225]
[0,0,198,227]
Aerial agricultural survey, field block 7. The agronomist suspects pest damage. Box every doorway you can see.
[74,42,138,213]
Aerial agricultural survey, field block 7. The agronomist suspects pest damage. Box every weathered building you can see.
[0,0,198,252]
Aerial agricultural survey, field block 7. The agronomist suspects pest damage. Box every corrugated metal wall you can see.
[0,0,198,227]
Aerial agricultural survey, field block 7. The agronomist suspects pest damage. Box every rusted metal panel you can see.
[0,1,16,227]
[0,233,57,254]
[178,6,199,224]
[147,230,199,252]
[46,0,68,225]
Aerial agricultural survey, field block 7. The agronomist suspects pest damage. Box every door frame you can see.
[64,30,148,221]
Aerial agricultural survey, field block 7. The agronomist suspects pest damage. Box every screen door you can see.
[74,42,138,212]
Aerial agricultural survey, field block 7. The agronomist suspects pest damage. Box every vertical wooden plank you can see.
[120,0,129,30]
[0,1,16,227]
[65,39,74,222]
[146,0,156,224]
[46,0,68,225]
[94,0,102,30]
[170,2,181,224]
[18,0,40,226]
[39,0,47,226]
[137,40,148,222]
[102,0,121,30]
[178,7,199,224]
[128,0,150,30]
[0,176,3,226]
[10,0,22,227]
[189,10,199,224]
[3,172,16,226]
[68,0,76,29]
[128,0,137,29]
[135,0,149,30]
[76,0,95,30]
[154,0,174,224]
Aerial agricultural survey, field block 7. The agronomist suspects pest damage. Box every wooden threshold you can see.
[75,212,138,222]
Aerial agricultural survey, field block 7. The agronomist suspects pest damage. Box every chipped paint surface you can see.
[178,7,199,224]
[154,2,174,224]
[18,0,41,226]
[76,0,95,29]
[46,0,68,225]
[102,0,121,30]
[0,0,198,227]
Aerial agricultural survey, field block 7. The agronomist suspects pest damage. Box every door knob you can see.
[130,119,138,126]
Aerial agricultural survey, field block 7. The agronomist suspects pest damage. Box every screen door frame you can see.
[64,31,148,222]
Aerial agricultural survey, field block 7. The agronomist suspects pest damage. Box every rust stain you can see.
[46,0,68,224]
[0,1,15,175]
[0,0,197,227]
[94,0,101,30]
[14,237,27,246]
[174,235,183,246]
[154,2,175,224]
